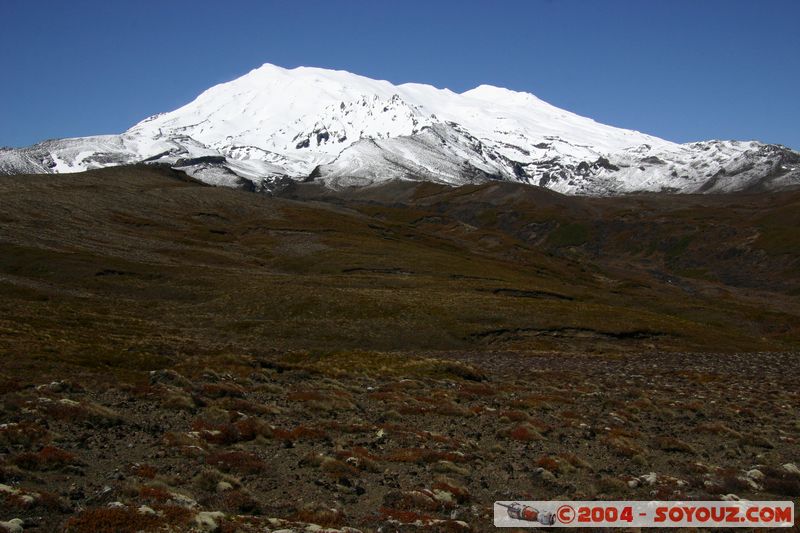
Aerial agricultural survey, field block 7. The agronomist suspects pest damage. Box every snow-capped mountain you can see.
[2,63,798,194]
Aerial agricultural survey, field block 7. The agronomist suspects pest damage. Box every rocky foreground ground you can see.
[0,350,798,532]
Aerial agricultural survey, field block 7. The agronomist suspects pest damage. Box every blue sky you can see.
[1,0,798,149]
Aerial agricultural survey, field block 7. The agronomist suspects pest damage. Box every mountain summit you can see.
[2,63,798,194]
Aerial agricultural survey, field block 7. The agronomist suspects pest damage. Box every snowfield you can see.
[2,63,798,194]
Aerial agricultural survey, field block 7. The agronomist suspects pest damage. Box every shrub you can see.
[41,399,123,427]
[291,504,345,528]
[655,436,696,454]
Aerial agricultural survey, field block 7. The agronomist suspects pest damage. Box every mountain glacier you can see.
[2,63,798,194]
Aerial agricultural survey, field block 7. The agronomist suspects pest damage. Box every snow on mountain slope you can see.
[2,63,799,194]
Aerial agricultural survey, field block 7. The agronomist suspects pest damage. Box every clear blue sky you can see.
[2,0,798,149]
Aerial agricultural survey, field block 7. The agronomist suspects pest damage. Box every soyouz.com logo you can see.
[494,501,795,528]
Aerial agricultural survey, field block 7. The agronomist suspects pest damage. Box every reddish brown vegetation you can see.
[12,446,80,471]
[384,448,470,464]
[205,450,267,474]
[63,505,192,533]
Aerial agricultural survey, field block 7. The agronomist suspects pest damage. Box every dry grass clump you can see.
[193,467,240,492]
[498,422,543,442]
[40,399,123,427]
[563,452,593,469]
[498,410,530,422]
[205,451,267,475]
[290,503,345,528]
[654,436,696,454]
[148,369,192,387]
[596,475,629,496]
[601,427,645,458]
[535,455,570,474]
[739,433,775,449]
[159,389,195,411]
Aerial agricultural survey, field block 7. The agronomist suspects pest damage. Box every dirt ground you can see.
[1,349,798,532]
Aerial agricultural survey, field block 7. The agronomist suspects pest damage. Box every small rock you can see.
[138,505,156,515]
[433,489,454,503]
[0,484,19,495]
[783,463,800,475]
[107,501,125,509]
[58,398,81,407]
[641,472,658,485]
[627,479,640,488]
[215,481,234,493]
[0,518,24,533]
[170,492,198,508]
[195,511,225,532]
[745,469,764,481]
[539,469,557,483]
[721,494,740,501]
